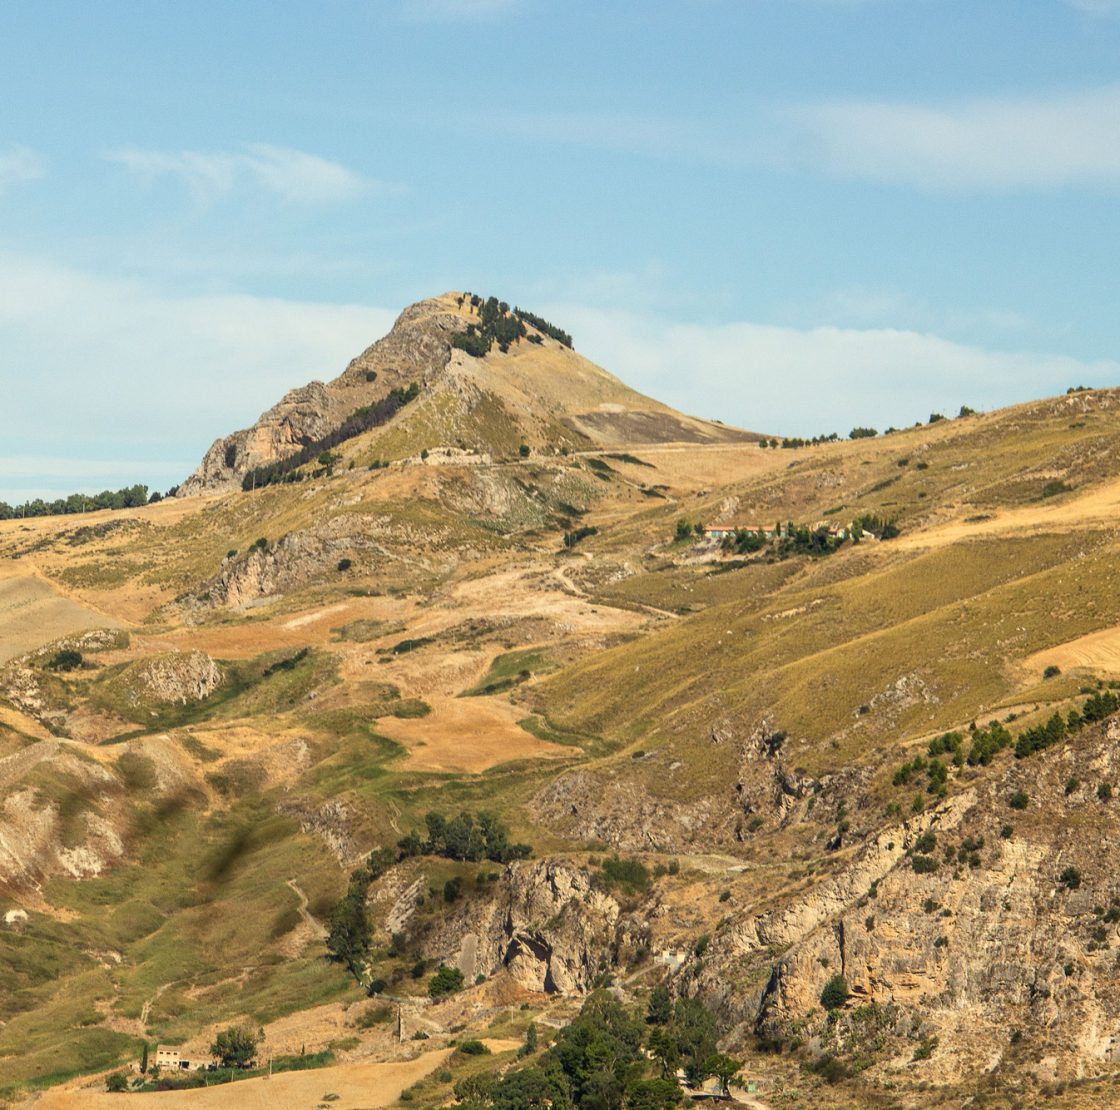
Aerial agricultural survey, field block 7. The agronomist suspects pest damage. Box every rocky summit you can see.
[6,294,1120,1107]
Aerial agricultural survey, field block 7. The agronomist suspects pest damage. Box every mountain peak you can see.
[178,292,752,496]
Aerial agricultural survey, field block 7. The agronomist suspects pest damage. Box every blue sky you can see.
[3,0,1120,502]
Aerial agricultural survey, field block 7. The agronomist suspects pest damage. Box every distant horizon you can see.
[0,341,1107,508]
[3,1,1119,502]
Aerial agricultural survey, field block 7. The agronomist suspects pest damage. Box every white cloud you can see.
[402,0,522,18]
[0,146,44,194]
[543,304,1120,435]
[791,86,1120,189]
[106,143,374,204]
[1065,0,1120,13]
[0,254,395,497]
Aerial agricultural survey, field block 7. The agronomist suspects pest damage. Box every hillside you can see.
[4,300,1120,1107]
[179,292,752,496]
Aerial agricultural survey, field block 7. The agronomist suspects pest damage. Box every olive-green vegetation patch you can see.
[303,685,430,735]
[177,732,222,762]
[0,789,353,1097]
[216,647,340,718]
[518,713,609,757]
[330,618,404,642]
[28,764,105,850]
[461,649,555,697]
[55,559,146,591]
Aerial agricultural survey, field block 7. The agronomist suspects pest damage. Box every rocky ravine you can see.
[691,716,1120,1085]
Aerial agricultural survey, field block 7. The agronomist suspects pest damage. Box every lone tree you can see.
[646,983,672,1026]
[326,883,373,984]
[705,1051,743,1097]
[210,1025,259,1068]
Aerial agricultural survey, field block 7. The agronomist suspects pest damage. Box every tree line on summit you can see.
[452,293,573,355]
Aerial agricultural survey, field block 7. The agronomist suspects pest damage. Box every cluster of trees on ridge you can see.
[453,293,573,356]
[890,686,1120,810]
[0,483,169,520]
[396,809,531,864]
[240,383,420,491]
[677,513,900,559]
[757,404,982,449]
[453,988,742,1108]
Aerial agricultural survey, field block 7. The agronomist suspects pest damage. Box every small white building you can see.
[153,1045,213,1072]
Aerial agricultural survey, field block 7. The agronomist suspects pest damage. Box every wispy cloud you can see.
[1065,0,1120,14]
[790,86,1120,190]
[0,146,45,194]
[106,143,376,203]
[0,253,396,499]
[499,85,1120,192]
[543,303,1120,435]
[496,110,739,164]
[402,0,523,19]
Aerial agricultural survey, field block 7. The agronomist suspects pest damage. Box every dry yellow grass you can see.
[0,568,122,664]
[375,693,571,773]
[22,1048,453,1110]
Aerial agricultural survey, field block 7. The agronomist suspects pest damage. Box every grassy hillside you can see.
[5,384,1120,1104]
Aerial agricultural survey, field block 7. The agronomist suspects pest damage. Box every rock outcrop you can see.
[693,717,1120,1084]
[178,297,465,495]
[421,859,643,994]
[119,651,223,705]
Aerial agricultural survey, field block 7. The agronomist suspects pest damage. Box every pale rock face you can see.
[689,720,1120,1082]
[422,860,634,995]
[131,651,223,705]
[532,768,723,852]
[178,297,464,495]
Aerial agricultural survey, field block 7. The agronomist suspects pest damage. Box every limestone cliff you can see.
[179,297,465,495]
[691,717,1120,1085]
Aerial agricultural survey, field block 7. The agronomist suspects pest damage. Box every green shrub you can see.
[458,1039,490,1056]
[48,648,83,672]
[1043,664,1061,679]
[820,975,850,1011]
[1060,867,1082,890]
[1041,479,1073,498]
[1009,791,1029,810]
[599,856,651,894]
[428,965,465,999]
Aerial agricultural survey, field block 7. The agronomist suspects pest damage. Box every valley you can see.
[4,295,1120,1107]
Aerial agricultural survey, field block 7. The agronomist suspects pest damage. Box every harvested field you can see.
[1025,625,1120,676]
[21,1047,453,1110]
[375,694,571,772]
[161,599,407,659]
[0,570,121,664]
